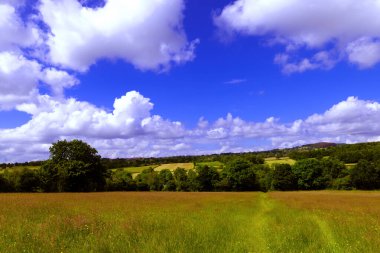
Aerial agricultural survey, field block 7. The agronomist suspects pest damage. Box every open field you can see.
[154,163,194,171]
[0,166,40,174]
[264,157,296,166]
[112,165,159,174]
[0,191,379,252]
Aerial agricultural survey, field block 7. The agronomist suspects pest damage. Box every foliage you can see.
[195,165,220,191]
[40,140,107,192]
[292,159,329,190]
[106,169,136,191]
[174,168,189,191]
[351,160,380,190]
[271,164,297,191]
[223,159,258,191]
[158,169,176,191]
[5,140,380,192]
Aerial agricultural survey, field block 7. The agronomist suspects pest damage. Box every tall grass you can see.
[0,191,379,252]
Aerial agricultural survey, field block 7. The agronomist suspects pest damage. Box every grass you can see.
[111,165,159,174]
[345,163,357,169]
[0,191,379,252]
[265,157,296,166]
[154,163,194,171]
[0,166,40,174]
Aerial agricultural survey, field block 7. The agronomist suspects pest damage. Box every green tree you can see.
[135,168,160,191]
[40,140,107,192]
[271,164,297,191]
[351,160,380,190]
[174,168,189,191]
[292,159,329,190]
[252,164,272,192]
[196,165,220,191]
[187,169,199,191]
[19,169,41,192]
[224,158,257,191]
[158,169,176,191]
[106,169,136,191]
[0,174,12,192]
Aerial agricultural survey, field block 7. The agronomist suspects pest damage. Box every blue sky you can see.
[1,0,380,162]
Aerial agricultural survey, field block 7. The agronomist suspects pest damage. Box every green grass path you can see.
[246,193,378,253]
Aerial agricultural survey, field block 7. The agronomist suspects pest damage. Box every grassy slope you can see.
[111,165,159,174]
[0,191,379,252]
[154,163,194,171]
[264,157,296,166]
[0,166,40,174]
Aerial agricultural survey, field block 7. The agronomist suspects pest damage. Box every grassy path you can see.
[246,193,365,253]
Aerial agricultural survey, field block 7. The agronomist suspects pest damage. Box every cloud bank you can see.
[1,91,380,162]
[215,0,380,73]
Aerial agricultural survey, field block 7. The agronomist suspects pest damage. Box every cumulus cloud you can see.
[0,91,188,161]
[0,0,196,112]
[0,51,78,110]
[2,91,380,162]
[0,2,40,51]
[0,51,41,110]
[215,0,380,72]
[39,0,198,72]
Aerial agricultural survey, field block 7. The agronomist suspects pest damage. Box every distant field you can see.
[0,191,378,252]
[112,165,159,174]
[345,163,357,169]
[0,166,40,174]
[154,163,194,171]
[265,157,296,166]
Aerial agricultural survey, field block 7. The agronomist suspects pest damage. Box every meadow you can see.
[264,157,296,166]
[154,163,194,171]
[0,191,379,253]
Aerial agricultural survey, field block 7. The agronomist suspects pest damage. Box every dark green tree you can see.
[158,169,176,191]
[0,174,12,192]
[106,169,136,191]
[19,169,41,192]
[351,160,380,190]
[40,139,107,192]
[292,159,329,190]
[224,158,257,191]
[187,169,199,191]
[271,164,297,191]
[174,168,189,191]
[196,165,220,191]
[135,168,160,191]
[252,164,272,192]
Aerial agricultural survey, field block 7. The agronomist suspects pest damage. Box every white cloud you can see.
[41,68,79,97]
[224,79,247,84]
[0,91,187,161]
[0,51,78,110]
[0,2,40,51]
[215,0,380,72]
[2,92,380,162]
[39,0,198,72]
[346,38,380,68]
[0,51,41,110]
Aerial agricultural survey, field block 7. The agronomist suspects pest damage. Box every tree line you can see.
[1,140,380,192]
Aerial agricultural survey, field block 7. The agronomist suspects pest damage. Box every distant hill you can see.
[298,142,338,150]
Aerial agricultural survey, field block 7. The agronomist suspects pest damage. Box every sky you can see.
[1,0,380,162]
